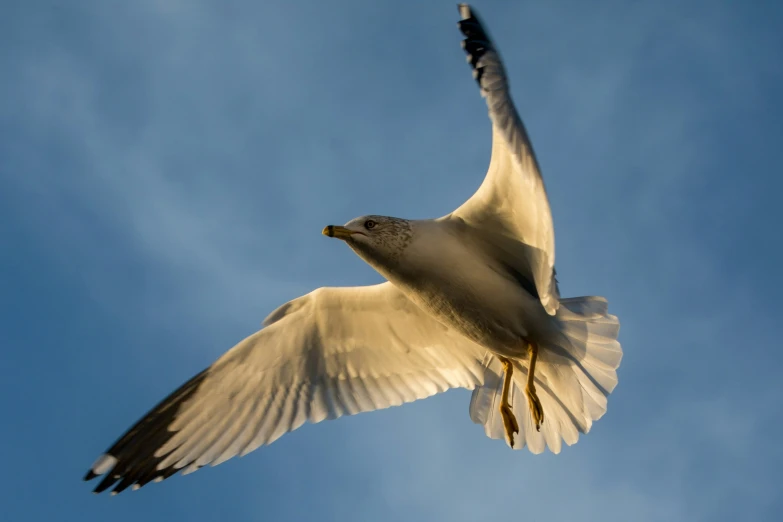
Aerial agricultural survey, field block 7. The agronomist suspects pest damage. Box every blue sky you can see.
[1,0,782,520]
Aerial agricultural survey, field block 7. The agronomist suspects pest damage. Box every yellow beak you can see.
[322,225,356,239]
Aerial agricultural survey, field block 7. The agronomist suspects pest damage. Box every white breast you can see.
[387,220,552,354]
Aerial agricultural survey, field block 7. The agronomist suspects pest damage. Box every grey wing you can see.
[83,283,487,494]
[451,4,559,313]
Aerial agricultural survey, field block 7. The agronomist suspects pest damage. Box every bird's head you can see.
[323,215,414,269]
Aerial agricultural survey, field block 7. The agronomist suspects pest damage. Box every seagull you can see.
[84,4,622,495]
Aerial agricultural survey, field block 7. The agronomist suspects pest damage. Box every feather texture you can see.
[469,296,622,452]
[451,4,559,314]
[84,283,488,494]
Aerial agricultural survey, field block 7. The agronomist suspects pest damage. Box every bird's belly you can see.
[395,262,549,356]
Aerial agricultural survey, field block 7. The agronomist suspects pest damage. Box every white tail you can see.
[469,296,622,453]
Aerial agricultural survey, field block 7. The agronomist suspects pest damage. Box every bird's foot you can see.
[525,384,544,432]
[500,402,519,446]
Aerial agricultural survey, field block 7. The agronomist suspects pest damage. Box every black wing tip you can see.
[456,6,489,41]
[84,369,209,496]
[88,468,179,495]
[456,4,493,88]
[86,455,185,495]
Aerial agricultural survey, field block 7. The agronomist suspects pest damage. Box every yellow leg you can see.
[498,357,519,446]
[525,342,544,431]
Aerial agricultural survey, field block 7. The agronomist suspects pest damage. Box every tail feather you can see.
[469,296,622,453]
[468,353,497,425]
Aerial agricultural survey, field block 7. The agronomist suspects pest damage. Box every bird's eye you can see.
[364,220,377,230]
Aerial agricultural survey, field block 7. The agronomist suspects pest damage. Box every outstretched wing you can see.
[84,282,487,495]
[450,4,559,314]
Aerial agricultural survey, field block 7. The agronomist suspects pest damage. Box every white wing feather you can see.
[85,282,487,494]
[451,4,559,314]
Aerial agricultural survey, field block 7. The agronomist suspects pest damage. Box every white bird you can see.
[84,4,622,495]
